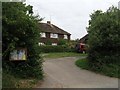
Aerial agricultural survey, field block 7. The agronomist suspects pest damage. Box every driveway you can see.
[36,57,118,88]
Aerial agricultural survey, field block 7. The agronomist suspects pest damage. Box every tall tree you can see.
[2,2,43,79]
[87,6,120,71]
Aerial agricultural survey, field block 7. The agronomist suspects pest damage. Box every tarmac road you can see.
[36,57,118,88]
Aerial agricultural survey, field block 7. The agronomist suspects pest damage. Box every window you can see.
[52,43,57,46]
[64,35,68,39]
[38,42,45,46]
[50,33,58,38]
[40,33,46,38]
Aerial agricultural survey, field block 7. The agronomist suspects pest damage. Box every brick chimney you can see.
[47,21,51,24]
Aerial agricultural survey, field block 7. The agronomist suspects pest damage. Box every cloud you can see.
[26,0,119,40]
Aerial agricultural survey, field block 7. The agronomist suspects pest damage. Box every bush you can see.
[87,7,120,72]
[58,39,67,45]
[2,71,17,88]
[39,45,71,53]
[75,58,120,78]
[2,2,43,79]
[39,44,76,53]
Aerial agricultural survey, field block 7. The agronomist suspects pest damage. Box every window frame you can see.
[52,43,57,46]
[40,32,46,38]
[50,33,58,38]
[64,35,68,39]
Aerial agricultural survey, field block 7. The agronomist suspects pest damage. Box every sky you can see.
[26,0,119,40]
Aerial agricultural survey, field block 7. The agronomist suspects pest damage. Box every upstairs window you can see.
[40,32,46,38]
[64,35,68,39]
[50,33,58,38]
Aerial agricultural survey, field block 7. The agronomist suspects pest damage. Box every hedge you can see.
[39,45,75,53]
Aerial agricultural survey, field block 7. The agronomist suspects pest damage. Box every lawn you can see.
[42,52,87,59]
[75,58,119,78]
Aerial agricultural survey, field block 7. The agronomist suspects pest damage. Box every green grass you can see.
[2,71,39,88]
[75,58,89,69]
[2,71,18,88]
[75,58,119,78]
[43,52,87,59]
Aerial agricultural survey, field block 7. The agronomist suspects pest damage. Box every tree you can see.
[2,2,43,79]
[87,6,120,71]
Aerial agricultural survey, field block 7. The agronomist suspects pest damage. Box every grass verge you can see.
[75,58,119,78]
[2,71,39,88]
[43,52,87,59]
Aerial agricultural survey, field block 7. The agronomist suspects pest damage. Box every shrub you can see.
[87,6,120,71]
[2,71,17,88]
[58,39,67,45]
[75,58,119,78]
[2,2,43,79]
[39,45,70,53]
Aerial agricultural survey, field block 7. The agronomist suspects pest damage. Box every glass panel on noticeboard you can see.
[10,48,27,61]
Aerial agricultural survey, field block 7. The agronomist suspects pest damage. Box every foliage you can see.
[2,71,17,88]
[75,58,119,78]
[2,70,38,88]
[87,6,120,75]
[58,39,67,45]
[39,45,70,53]
[45,39,52,45]
[40,39,77,53]
[43,52,87,59]
[66,40,78,52]
[2,2,43,79]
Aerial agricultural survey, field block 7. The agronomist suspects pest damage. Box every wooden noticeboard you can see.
[10,48,27,61]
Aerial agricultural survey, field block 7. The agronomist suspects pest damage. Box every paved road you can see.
[36,57,118,88]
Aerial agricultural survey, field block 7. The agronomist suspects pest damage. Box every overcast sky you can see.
[26,0,119,40]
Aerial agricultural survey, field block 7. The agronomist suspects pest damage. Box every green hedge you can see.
[39,45,75,53]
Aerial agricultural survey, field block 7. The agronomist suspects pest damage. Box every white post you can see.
[118,1,120,10]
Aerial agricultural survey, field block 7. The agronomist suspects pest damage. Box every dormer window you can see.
[40,32,46,38]
[50,33,58,38]
[64,35,68,39]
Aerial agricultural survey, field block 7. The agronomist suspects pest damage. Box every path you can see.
[36,57,118,88]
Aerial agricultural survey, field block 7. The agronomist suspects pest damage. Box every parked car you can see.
[75,43,86,53]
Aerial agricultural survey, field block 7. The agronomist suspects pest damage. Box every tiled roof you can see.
[39,23,71,35]
[79,34,88,43]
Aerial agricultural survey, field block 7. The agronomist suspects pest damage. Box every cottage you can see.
[39,21,71,45]
[79,34,88,44]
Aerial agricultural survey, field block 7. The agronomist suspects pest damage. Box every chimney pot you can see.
[47,21,51,24]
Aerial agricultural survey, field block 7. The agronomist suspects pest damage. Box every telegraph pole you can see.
[118,1,120,9]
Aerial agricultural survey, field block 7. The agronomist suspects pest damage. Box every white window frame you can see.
[40,32,46,38]
[52,43,57,46]
[38,42,45,46]
[64,35,68,39]
[50,33,58,38]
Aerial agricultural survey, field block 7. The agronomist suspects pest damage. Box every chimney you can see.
[47,21,51,24]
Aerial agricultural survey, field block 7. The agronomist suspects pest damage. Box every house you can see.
[79,34,88,44]
[38,21,71,45]
[75,34,88,53]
